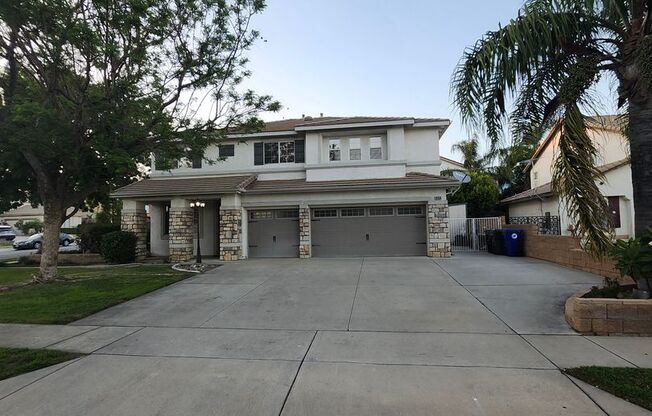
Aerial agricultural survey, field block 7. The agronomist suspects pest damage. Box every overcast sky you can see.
[243,0,619,160]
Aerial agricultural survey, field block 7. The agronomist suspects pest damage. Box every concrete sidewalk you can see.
[0,255,650,415]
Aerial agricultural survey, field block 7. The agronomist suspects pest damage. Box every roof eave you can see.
[246,181,458,195]
[294,119,415,131]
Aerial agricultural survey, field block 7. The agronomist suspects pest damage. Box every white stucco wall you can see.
[530,127,629,187]
[150,124,446,182]
[507,197,561,218]
[597,164,634,237]
[149,203,169,257]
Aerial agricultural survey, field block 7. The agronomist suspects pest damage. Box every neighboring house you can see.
[112,116,458,261]
[501,116,633,237]
[439,156,467,218]
[0,204,92,231]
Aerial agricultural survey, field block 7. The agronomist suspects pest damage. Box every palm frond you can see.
[553,104,614,255]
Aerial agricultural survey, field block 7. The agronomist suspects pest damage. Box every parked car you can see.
[13,233,75,250]
[0,225,16,241]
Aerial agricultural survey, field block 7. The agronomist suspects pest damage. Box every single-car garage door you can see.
[311,206,426,257]
[248,209,300,258]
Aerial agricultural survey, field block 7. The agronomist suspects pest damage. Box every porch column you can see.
[219,195,242,261]
[169,198,193,262]
[121,200,147,261]
[299,204,311,258]
[427,201,451,257]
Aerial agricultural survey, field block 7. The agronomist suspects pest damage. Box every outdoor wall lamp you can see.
[189,201,205,263]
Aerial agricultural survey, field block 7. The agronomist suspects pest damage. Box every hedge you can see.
[100,231,137,264]
[78,223,120,253]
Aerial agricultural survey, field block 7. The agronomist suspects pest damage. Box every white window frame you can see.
[349,138,361,161]
[369,136,383,160]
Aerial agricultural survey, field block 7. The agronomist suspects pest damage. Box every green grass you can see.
[566,367,652,411]
[0,265,192,324]
[0,267,39,287]
[0,347,84,381]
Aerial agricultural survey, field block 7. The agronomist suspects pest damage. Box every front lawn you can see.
[566,367,652,411]
[0,347,84,381]
[0,267,39,287]
[0,265,192,324]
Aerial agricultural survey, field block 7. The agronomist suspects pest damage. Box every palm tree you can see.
[451,137,486,171]
[452,0,652,255]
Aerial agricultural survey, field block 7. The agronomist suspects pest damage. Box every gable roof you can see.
[501,157,630,204]
[440,156,464,169]
[111,175,256,198]
[525,115,627,172]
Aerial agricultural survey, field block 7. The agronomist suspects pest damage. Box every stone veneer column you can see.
[168,198,193,262]
[299,204,311,258]
[121,200,147,261]
[427,202,451,257]
[219,208,242,261]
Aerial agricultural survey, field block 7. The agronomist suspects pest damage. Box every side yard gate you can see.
[449,217,502,251]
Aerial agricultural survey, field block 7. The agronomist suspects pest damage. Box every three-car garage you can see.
[247,205,427,258]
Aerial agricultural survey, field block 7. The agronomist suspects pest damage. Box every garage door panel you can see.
[312,207,426,257]
[248,211,299,258]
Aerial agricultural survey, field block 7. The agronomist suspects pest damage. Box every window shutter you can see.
[294,139,305,163]
[254,142,264,165]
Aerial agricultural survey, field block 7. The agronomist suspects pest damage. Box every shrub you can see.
[100,231,137,264]
[78,223,120,253]
[19,219,43,234]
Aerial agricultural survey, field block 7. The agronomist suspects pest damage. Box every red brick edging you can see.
[565,291,652,336]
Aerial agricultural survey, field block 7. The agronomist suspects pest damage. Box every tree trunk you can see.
[38,201,64,281]
[629,100,652,237]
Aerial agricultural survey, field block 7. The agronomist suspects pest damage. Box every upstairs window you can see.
[329,139,341,161]
[280,141,295,163]
[349,138,361,161]
[264,142,279,164]
[219,144,235,158]
[370,136,383,160]
[192,155,202,169]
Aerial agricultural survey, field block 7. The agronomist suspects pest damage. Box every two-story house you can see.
[501,115,633,236]
[112,116,458,261]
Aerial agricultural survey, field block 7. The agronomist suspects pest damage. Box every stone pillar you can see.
[299,204,311,258]
[121,200,147,261]
[219,208,242,261]
[169,198,193,262]
[427,202,451,257]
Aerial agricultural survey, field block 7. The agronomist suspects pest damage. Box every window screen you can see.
[370,136,383,160]
[329,139,341,161]
[264,142,279,164]
[219,144,235,157]
[349,138,361,161]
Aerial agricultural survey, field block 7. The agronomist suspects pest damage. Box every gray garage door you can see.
[248,209,300,258]
[311,206,427,257]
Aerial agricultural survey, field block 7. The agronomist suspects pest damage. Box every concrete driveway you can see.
[1,253,651,415]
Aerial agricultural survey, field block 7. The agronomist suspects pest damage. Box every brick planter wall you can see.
[427,203,451,257]
[566,291,652,336]
[169,209,193,262]
[219,209,242,261]
[506,224,629,283]
[121,210,147,261]
[299,206,311,259]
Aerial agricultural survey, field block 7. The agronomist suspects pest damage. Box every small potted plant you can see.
[611,228,652,299]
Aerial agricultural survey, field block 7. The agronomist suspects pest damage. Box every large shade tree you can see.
[0,0,279,280]
[452,0,652,255]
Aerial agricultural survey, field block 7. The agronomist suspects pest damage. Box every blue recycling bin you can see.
[501,229,524,257]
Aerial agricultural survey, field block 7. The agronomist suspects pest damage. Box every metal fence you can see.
[508,215,561,235]
[449,217,503,251]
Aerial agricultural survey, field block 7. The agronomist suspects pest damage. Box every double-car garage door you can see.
[248,206,426,258]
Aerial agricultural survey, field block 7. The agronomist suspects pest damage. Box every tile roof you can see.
[257,116,449,132]
[501,157,630,204]
[245,172,458,194]
[111,172,458,198]
[111,175,256,198]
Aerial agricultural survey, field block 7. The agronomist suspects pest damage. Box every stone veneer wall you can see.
[299,206,311,259]
[427,203,451,257]
[169,209,193,262]
[566,291,652,336]
[219,209,242,261]
[121,210,147,261]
